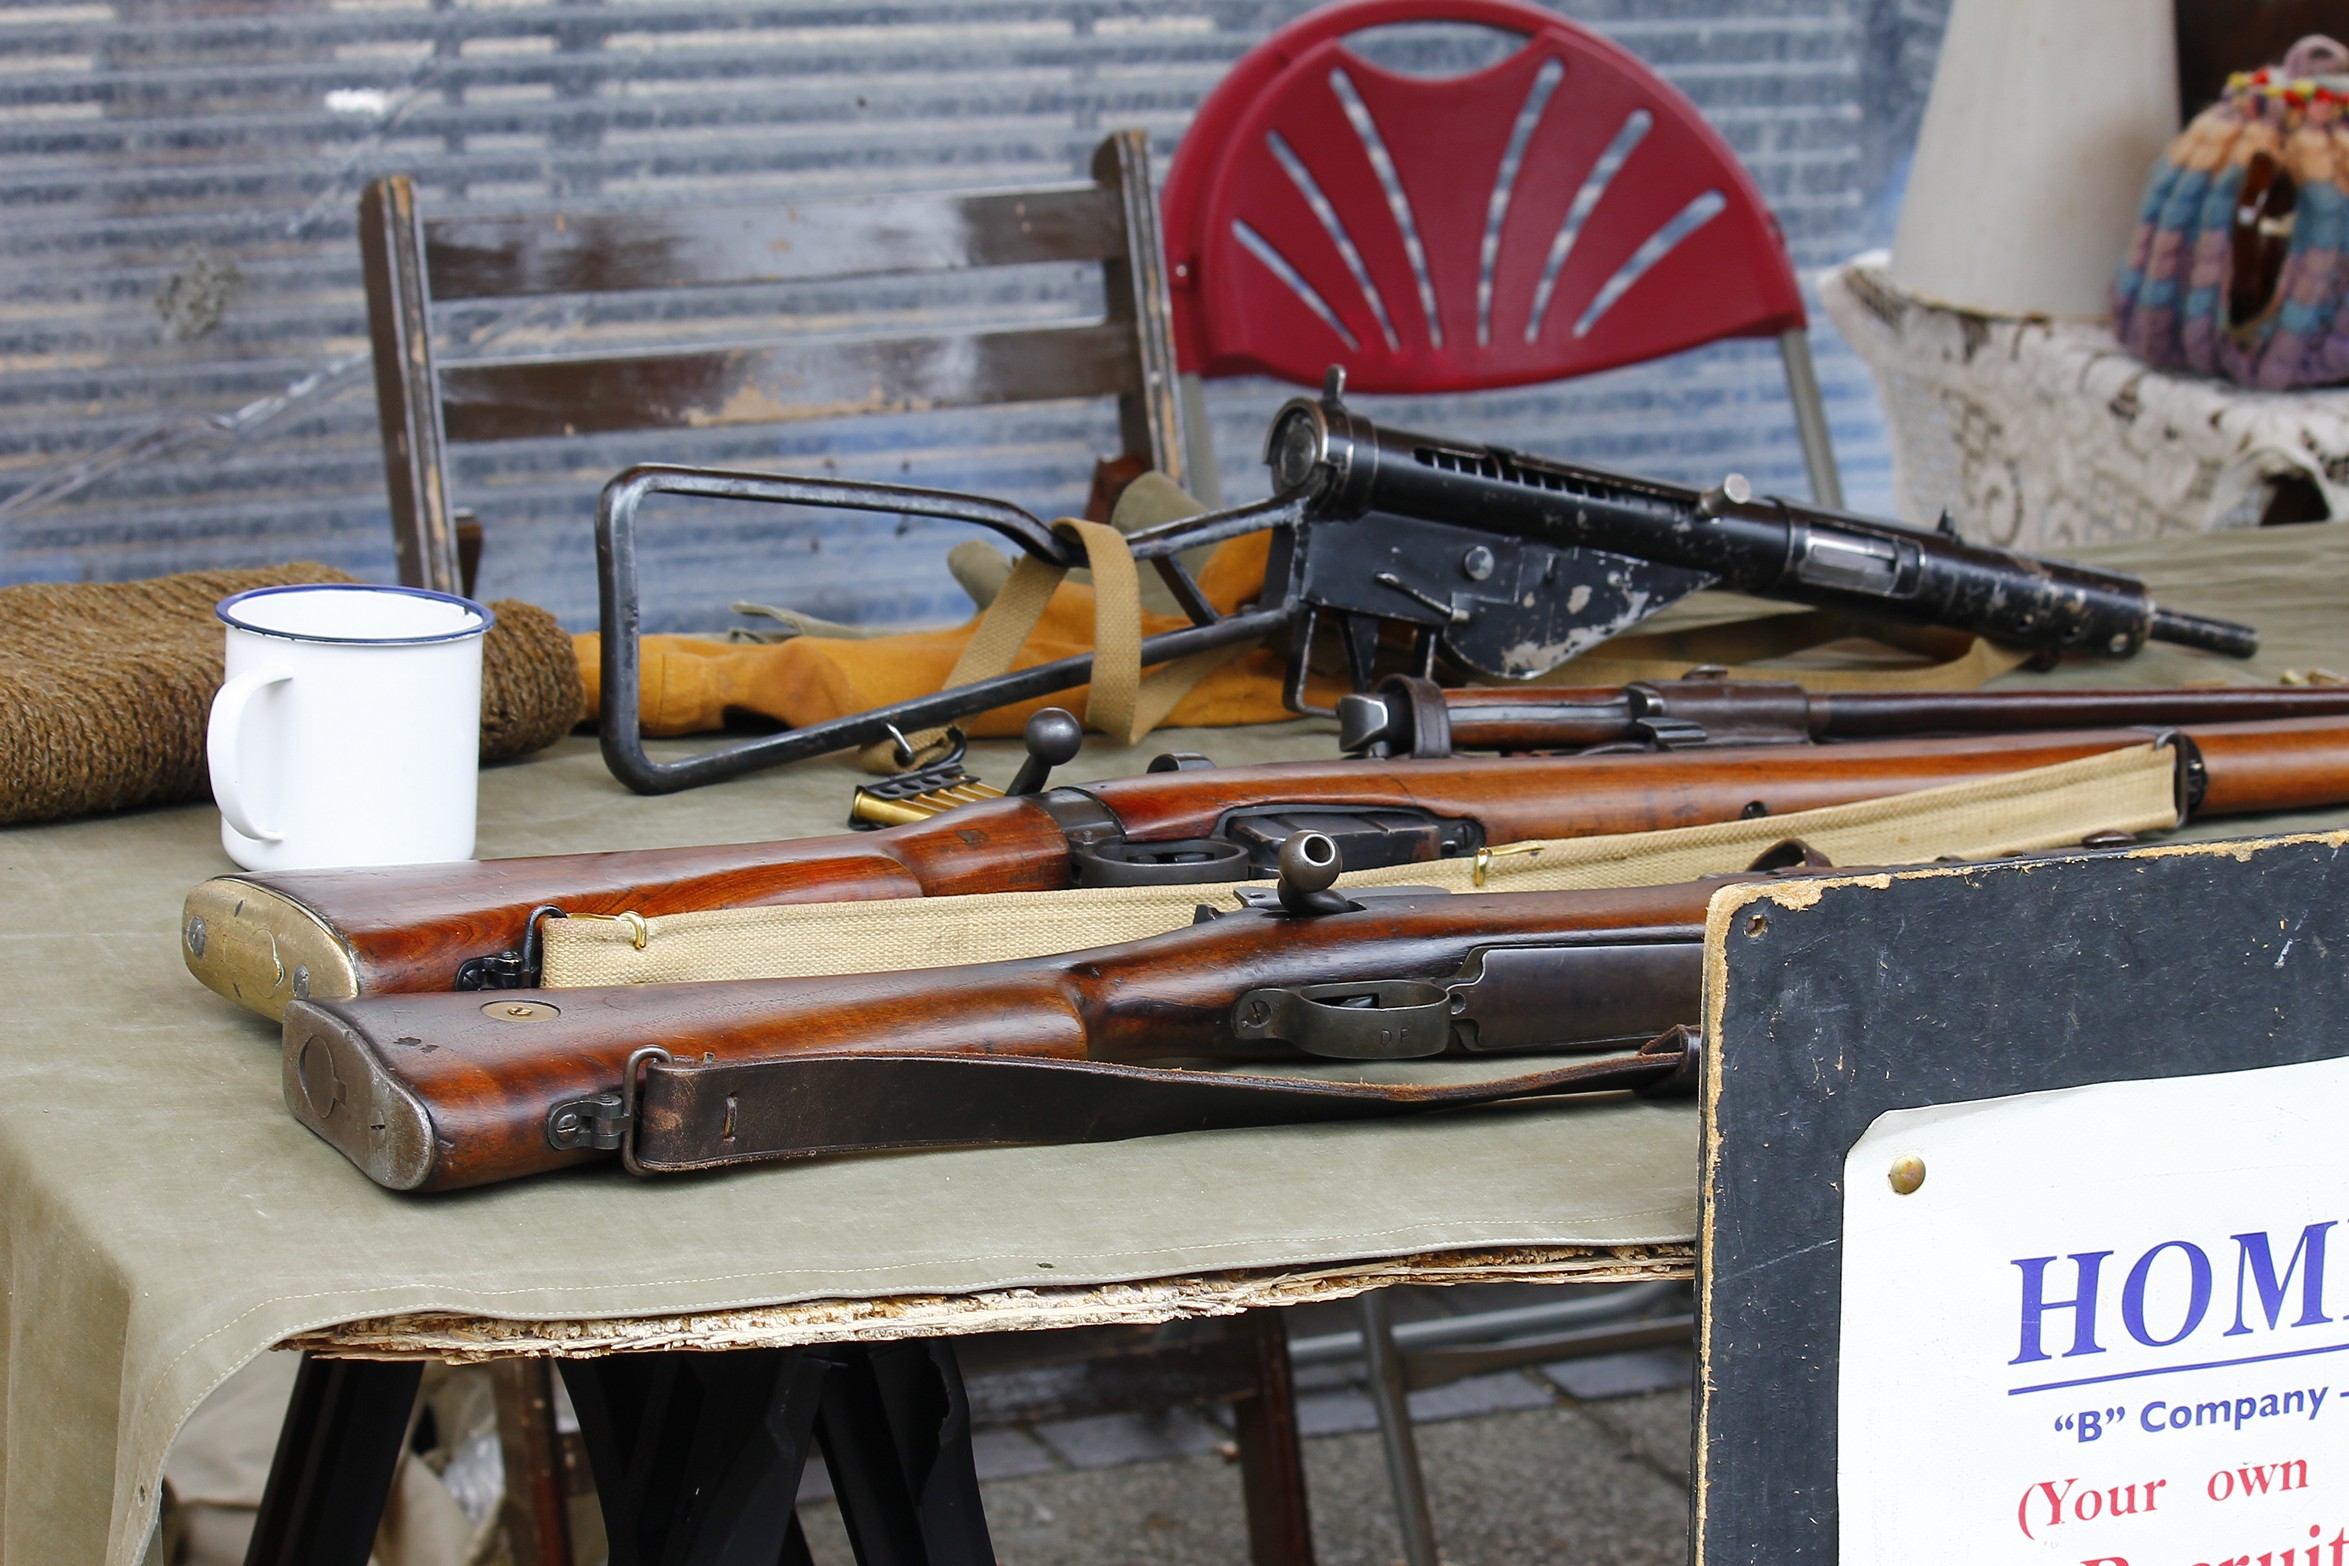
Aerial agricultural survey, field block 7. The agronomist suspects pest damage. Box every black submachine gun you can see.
[599,368,2256,793]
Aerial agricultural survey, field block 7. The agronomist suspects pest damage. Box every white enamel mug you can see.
[209,583,493,871]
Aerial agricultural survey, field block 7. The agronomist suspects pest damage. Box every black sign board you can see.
[1695,831,2349,1563]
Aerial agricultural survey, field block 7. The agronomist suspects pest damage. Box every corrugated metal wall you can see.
[1,0,1949,631]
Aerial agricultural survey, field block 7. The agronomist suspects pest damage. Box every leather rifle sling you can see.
[626,1029,1700,1173]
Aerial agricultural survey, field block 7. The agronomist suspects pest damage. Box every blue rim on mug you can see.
[215,583,497,646]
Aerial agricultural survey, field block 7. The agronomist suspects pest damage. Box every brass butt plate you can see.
[182,878,361,1022]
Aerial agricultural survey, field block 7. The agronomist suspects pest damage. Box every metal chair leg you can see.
[1178,371,1224,507]
[1777,326,1845,510]
[1358,1291,1439,1566]
[242,1353,423,1566]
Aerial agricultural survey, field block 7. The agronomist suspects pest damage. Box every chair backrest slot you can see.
[422,187,1128,302]
[361,128,1185,595]
[438,323,1142,443]
[1156,0,1839,506]
[1160,0,1806,394]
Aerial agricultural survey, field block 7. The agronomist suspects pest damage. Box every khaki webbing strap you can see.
[856,549,1065,771]
[540,741,2180,987]
[861,518,1249,772]
[1342,741,2175,893]
[1547,609,2032,692]
[948,553,1067,691]
[1060,517,1144,742]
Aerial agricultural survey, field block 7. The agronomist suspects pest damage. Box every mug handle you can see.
[208,664,295,843]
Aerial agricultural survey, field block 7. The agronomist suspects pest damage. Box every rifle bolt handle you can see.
[1009,707,1084,795]
[1276,831,1349,915]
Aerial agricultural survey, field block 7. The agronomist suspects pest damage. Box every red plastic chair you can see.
[1163,0,1841,504]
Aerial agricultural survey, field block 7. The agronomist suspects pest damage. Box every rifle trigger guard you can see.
[1231,980,1453,1059]
[1072,836,1251,887]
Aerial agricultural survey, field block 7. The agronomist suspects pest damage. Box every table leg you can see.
[560,1342,996,1566]
[241,1353,423,1566]
[815,1341,993,1566]
[559,1347,826,1566]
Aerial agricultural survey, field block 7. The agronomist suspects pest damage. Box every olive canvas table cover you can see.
[5,523,2348,1565]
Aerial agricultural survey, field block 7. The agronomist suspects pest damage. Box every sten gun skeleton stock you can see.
[184,714,2349,1022]
[598,373,2258,794]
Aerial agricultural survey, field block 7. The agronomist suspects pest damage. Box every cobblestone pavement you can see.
[796,1295,1695,1566]
[980,1393,1691,1566]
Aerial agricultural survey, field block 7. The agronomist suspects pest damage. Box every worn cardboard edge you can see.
[1686,826,2349,1563]
[280,1242,1694,1361]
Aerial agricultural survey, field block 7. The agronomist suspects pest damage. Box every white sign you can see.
[1841,1056,2349,1566]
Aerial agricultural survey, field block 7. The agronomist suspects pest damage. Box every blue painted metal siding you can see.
[0,0,1948,632]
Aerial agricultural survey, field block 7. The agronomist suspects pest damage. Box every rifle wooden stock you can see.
[196,717,2349,1022]
[191,729,2173,1019]
[2189,719,2349,814]
[284,880,1717,1191]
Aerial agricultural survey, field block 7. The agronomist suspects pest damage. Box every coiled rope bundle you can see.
[0,565,583,825]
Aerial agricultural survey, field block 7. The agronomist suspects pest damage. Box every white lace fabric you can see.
[1822,252,2349,548]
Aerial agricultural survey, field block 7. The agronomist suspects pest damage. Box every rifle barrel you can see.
[1348,679,2349,756]
[1817,686,2349,738]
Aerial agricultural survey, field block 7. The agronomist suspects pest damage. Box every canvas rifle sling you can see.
[538,741,2182,987]
[1546,606,2032,691]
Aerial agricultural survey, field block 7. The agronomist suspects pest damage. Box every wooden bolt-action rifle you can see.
[1337,674,2349,759]
[188,714,2349,1022]
[594,371,2256,794]
[283,832,1747,1191]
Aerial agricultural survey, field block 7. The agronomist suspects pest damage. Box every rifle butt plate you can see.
[280,1001,436,1191]
[183,877,360,1023]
